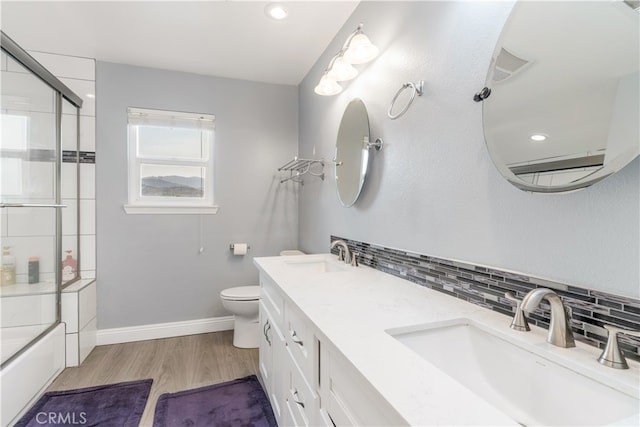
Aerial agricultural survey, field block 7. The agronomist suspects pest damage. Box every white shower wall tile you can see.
[79,163,95,199]
[61,113,79,151]
[17,161,55,201]
[6,206,55,237]
[62,198,78,236]
[1,72,55,113]
[79,199,95,236]
[79,116,96,152]
[60,78,95,117]
[80,270,96,280]
[1,209,7,237]
[80,235,95,271]
[28,52,95,81]
[61,163,78,199]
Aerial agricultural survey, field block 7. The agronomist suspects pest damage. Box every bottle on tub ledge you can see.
[61,250,77,282]
[1,246,16,286]
[28,257,40,284]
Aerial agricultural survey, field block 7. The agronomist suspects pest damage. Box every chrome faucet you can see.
[330,239,351,264]
[520,288,575,348]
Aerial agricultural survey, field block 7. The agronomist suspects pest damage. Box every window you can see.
[124,107,217,214]
[0,114,28,197]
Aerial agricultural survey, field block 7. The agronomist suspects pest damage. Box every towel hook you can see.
[387,80,424,120]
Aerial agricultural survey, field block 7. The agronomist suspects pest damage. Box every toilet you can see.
[220,286,261,348]
[221,251,304,348]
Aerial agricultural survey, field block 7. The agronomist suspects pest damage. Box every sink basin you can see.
[388,320,639,426]
[284,258,351,273]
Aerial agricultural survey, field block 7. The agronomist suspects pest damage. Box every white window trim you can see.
[123,204,219,215]
[125,107,218,215]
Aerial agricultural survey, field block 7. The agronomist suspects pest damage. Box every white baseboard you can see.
[96,316,234,346]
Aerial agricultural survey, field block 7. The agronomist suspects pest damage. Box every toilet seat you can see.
[220,285,260,301]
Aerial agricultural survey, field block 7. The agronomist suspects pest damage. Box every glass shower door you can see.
[0,49,60,365]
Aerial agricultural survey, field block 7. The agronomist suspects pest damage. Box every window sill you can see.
[123,205,219,215]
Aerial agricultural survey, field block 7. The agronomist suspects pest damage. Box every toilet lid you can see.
[220,286,260,301]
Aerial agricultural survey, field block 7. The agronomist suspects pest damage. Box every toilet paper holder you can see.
[229,243,251,251]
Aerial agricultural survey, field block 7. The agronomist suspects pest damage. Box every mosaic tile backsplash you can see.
[330,235,640,362]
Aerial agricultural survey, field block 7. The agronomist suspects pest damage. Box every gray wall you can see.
[96,62,299,329]
[298,1,640,298]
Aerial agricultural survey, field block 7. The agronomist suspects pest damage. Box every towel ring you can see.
[387,80,424,120]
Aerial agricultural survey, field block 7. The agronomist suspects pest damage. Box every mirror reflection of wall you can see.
[482,1,639,192]
[335,99,371,207]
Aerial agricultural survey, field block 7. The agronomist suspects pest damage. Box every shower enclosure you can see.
[0,31,82,368]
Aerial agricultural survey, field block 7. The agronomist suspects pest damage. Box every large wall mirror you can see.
[481,0,639,193]
[335,99,371,207]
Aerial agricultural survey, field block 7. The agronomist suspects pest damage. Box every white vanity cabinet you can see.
[258,272,404,427]
[259,276,287,425]
[259,274,320,426]
[319,342,407,426]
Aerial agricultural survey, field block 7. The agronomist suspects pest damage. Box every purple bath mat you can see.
[15,378,152,427]
[153,375,276,427]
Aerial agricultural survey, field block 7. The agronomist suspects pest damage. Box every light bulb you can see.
[265,3,288,20]
[314,75,342,96]
[327,56,358,81]
[530,134,548,142]
[344,33,379,64]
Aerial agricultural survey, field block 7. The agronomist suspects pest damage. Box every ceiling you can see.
[0,1,359,85]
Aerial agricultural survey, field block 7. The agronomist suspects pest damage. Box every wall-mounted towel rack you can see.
[278,157,324,184]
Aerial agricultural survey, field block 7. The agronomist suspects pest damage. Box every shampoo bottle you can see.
[61,250,77,281]
[1,246,16,286]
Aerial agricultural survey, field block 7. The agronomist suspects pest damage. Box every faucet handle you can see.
[597,325,640,369]
[505,292,530,332]
[351,252,359,267]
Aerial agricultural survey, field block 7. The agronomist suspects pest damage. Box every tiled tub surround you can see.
[331,236,640,363]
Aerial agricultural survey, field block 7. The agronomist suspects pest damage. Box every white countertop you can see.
[254,254,640,426]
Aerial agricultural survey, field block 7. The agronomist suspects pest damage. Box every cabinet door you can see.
[285,303,315,380]
[258,302,273,390]
[269,319,286,425]
[260,301,287,426]
[285,346,319,427]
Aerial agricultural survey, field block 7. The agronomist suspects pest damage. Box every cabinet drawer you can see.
[286,347,318,427]
[285,304,312,378]
[260,275,284,328]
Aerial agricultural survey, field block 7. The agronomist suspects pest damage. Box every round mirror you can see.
[482,1,639,193]
[335,98,370,207]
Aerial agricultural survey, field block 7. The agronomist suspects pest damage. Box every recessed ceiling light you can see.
[265,3,288,20]
[530,134,548,142]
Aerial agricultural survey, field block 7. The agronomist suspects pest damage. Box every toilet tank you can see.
[279,250,305,256]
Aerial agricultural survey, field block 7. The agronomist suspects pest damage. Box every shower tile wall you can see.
[331,235,640,362]
[30,51,97,280]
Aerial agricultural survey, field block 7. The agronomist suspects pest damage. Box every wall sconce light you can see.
[314,23,379,96]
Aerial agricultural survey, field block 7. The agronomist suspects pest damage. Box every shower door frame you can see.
[0,31,83,369]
